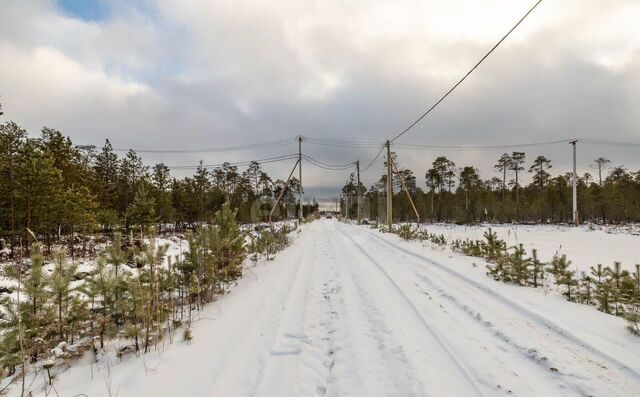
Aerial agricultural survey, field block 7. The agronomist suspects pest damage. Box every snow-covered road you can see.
[35,220,640,397]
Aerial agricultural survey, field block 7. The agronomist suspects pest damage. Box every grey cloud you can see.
[1,0,639,205]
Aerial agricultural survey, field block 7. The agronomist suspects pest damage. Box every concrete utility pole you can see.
[570,140,578,225]
[298,136,303,222]
[386,140,393,230]
[356,160,361,224]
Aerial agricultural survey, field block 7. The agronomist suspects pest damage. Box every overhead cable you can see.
[390,0,543,142]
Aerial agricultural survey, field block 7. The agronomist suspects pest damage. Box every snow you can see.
[420,223,640,271]
[5,220,640,396]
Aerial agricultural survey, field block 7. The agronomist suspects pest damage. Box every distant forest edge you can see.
[342,151,640,225]
[0,117,317,258]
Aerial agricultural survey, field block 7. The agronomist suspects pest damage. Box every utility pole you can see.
[346,192,350,220]
[570,140,578,225]
[269,159,300,224]
[298,136,303,222]
[386,140,393,230]
[356,160,361,224]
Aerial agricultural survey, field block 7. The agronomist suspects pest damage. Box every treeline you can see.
[0,204,294,385]
[0,120,317,258]
[342,152,640,224]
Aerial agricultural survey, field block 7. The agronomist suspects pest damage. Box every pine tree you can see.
[590,264,606,283]
[214,203,245,284]
[18,243,54,362]
[482,228,505,263]
[63,185,98,258]
[557,268,578,301]
[627,264,640,335]
[459,166,481,220]
[15,140,63,244]
[494,153,510,202]
[0,121,27,255]
[93,140,120,227]
[136,228,170,352]
[24,243,49,320]
[152,163,173,224]
[594,157,611,187]
[127,185,157,238]
[0,295,22,376]
[594,279,614,314]
[577,272,593,305]
[509,244,531,285]
[509,152,526,220]
[49,250,78,341]
[105,232,127,328]
[85,256,116,349]
[529,156,552,190]
[547,253,571,285]
[530,249,544,288]
[606,262,629,316]
[120,149,149,211]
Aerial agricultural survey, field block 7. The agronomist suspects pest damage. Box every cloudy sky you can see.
[1,0,639,204]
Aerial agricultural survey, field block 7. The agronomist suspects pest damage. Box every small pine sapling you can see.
[578,272,593,305]
[487,255,508,282]
[557,269,578,301]
[482,228,506,263]
[590,264,606,283]
[49,250,78,342]
[626,307,640,336]
[547,253,571,287]
[508,244,531,285]
[594,279,613,314]
[627,264,640,336]
[398,224,415,241]
[606,262,629,316]
[529,249,544,288]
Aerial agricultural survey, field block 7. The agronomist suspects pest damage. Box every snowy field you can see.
[10,219,640,397]
[420,223,640,272]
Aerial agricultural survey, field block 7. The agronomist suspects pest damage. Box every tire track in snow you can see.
[291,226,357,397]
[250,226,321,396]
[334,225,485,396]
[357,226,640,396]
[205,227,313,396]
[347,229,591,395]
[412,274,593,396]
[329,228,427,396]
[352,233,592,395]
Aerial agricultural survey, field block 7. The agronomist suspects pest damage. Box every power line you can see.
[580,138,640,148]
[81,138,296,154]
[361,145,385,173]
[393,138,571,151]
[390,0,543,142]
[302,136,383,148]
[302,155,356,168]
[303,154,357,170]
[167,153,299,170]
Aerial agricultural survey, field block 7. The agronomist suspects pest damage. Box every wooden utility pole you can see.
[346,192,350,219]
[570,140,578,225]
[269,159,300,224]
[9,140,15,256]
[386,140,393,230]
[392,159,420,225]
[298,136,303,222]
[356,160,361,224]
